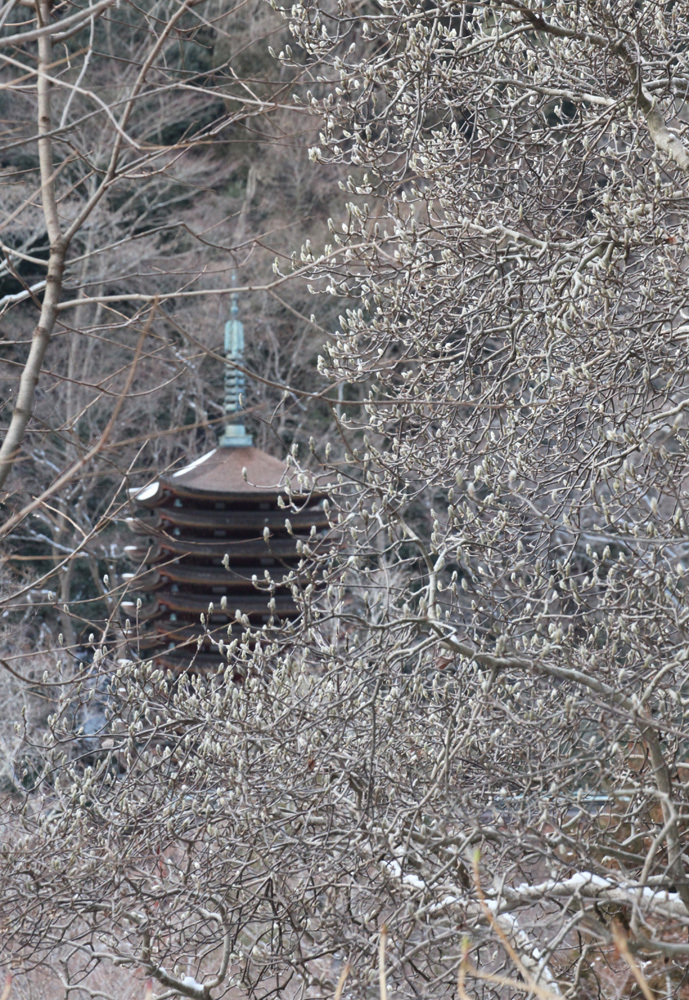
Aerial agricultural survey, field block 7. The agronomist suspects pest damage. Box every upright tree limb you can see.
[0,0,67,491]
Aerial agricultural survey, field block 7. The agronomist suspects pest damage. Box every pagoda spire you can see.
[219,283,253,447]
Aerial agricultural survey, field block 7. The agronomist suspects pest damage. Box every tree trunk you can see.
[0,0,66,492]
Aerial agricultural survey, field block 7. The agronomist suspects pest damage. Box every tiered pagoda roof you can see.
[122,291,326,673]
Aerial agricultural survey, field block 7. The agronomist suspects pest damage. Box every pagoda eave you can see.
[124,444,325,673]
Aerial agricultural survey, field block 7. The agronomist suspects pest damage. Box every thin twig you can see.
[333,962,351,1000]
[379,925,388,1000]
[613,922,655,1000]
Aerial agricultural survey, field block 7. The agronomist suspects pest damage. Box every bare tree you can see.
[0,0,340,665]
[4,2,689,999]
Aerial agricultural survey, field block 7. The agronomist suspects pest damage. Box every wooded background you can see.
[3,2,689,999]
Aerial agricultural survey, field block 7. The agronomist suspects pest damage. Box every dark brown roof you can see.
[124,441,326,673]
[130,564,294,592]
[171,446,289,492]
[130,446,303,506]
[124,534,307,563]
[154,505,328,533]
[152,592,296,619]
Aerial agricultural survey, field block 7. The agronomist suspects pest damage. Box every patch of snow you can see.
[513,872,610,897]
[488,904,560,990]
[384,860,461,910]
[129,481,159,501]
[172,449,216,478]
[0,279,46,308]
[384,859,561,991]
[181,975,205,992]
[511,872,685,917]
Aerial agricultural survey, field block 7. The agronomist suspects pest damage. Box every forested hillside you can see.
[3,2,689,999]
[0,0,345,657]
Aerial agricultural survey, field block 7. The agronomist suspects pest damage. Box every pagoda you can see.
[122,293,326,673]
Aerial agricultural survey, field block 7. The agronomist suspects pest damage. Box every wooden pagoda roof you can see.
[126,564,294,592]
[129,446,304,506]
[128,505,329,534]
[124,440,326,674]
[124,534,307,562]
